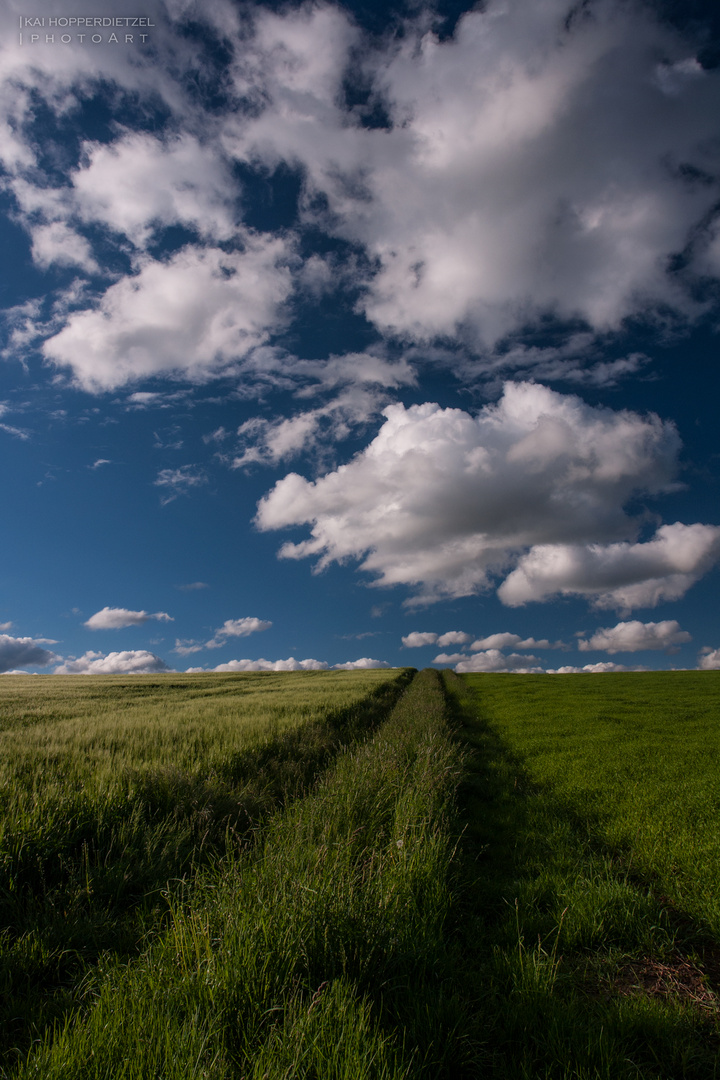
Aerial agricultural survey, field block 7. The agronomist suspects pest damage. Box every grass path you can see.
[14,668,469,1079]
[7,669,720,1077]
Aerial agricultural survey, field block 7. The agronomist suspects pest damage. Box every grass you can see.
[4,668,720,1077]
[444,670,720,1079]
[14,668,468,1079]
[0,668,412,1075]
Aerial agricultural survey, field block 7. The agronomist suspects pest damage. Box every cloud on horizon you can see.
[54,650,172,674]
[577,619,691,653]
[0,634,59,673]
[454,650,543,673]
[187,656,328,672]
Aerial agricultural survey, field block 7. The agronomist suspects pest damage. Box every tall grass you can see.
[0,669,411,1074]
[15,669,469,1080]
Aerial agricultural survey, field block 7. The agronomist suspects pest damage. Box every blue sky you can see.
[2,0,720,675]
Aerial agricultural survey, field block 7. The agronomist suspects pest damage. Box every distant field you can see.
[3,669,720,1079]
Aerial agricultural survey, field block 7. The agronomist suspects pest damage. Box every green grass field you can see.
[0,669,412,1074]
[446,670,720,1078]
[2,668,720,1077]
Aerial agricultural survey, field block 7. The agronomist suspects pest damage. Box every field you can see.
[2,669,720,1077]
[0,669,413,1074]
[450,671,720,1078]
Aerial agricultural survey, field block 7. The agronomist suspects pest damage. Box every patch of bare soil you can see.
[613,954,719,1012]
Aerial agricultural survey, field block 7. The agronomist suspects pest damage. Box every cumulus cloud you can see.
[189,656,328,672]
[257,381,692,606]
[3,0,720,405]
[432,652,468,665]
[698,648,720,671]
[42,240,294,392]
[437,630,472,647]
[403,629,471,648]
[578,619,691,653]
[401,632,438,648]
[0,634,59,673]
[71,132,237,247]
[499,523,720,611]
[333,658,390,669]
[547,662,639,673]
[30,222,99,273]
[470,632,564,650]
[55,650,172,674]
[454,651,543,673]
[226,0,720,352]
[206,617,273,648]
[84,607,174,630]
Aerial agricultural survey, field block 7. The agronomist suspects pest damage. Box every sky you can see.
[2,0,720,675]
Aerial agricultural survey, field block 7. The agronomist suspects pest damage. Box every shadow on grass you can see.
[442,670,720,1080]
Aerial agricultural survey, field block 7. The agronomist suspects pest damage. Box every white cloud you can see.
[190,656,328,672]
[30,222,99,273]
[0,423,30,440]
[401,632,438,648]
[232,388,385,468]
[578,619,691,654]
[71,131,236,247]
[404,629,471,649]
[256,381,687,606]
[84,607,174,630]
[226,0,720,351]
[0,622,12,631]
[226,351,416,467]
[42,240,294,392]
[432,652,467,665]
[454,650,543,673]
[698,648,720,671]
[3,0,720,401]
[173,640,204,656]
[154,465,208,505]
[174,616,272,654]
[0,634,59,673]
[206,617,273,648]
[547,662,639,673]
[175,581,209,591]
[436,630,472,647]
[470,632,563,651]
[55,650,172,674]
[333,658,390,670]
[499,523,720,611]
